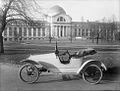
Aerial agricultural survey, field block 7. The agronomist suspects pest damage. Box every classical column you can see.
[88,29,90,37]
[12,27,14,41]
[31,28,33,38]
[2,30,4,37]
[62,26,63,37]
[64,26,66,37]
[54,26,57,37]
[59,26,61,37]
[50,16,53,37]
[84,29,86,36]
[11,27,13,37]
[77,29,78,37]
[67,26,69,37]
[7,27,9,37]
[36,28,38,38]
[80,29,82,37]
[26,28,28,40]
[68,26,71,37]
[57,26,59,37]
[53,25,55,37]
[40,27,43,37]
[55,26,57,37]
[22,27,24,38]
[106,29,107,40]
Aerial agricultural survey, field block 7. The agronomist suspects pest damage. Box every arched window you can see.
[60,17,63,21]
[79,29,81,36]
[9,27,12,36]
[38,28,41,36]
[24,27,27,36]
[57,17,66,22]
[75,29,77,37]
[33,28,36,36]
[86,29,88,36]
[82,29,84,36]
[57,18,60,21]
[28,28,31,36]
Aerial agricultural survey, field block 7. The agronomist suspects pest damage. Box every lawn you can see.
[0,39,120,78]
[1,39,120,69]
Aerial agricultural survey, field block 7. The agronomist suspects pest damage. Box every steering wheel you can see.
[58,50,71,64]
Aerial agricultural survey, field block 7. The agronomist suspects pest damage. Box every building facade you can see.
[2,5,120,41]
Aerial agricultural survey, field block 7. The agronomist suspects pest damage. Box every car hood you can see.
[28,53,56,62]
[27,53,61,72]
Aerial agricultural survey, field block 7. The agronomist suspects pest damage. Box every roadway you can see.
[0,63,120,91]
[0,42,120,91]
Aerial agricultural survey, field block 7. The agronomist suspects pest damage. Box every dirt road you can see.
[0,63,120,91]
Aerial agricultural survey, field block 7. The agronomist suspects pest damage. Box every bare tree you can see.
[107,15,117,41]
[0,0,41,53]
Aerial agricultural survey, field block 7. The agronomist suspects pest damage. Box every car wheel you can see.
[82,64,103,84]
[19,64,39,84]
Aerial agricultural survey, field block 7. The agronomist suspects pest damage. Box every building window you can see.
[19,27,22,37]
[57,18,60,21]
[57,17,66,22]
[33,28,36,36]
[9,27,12,36]
[24,27,27,36]
[60,26,63,37]
[57,26,59,37]
[86,29,88,36]
[28,28,31,36]
[79,29,81,36]
[60,17,63,21]
[42,28,45,36]
[14,27,17,36]
[38,28,41,36]
[64,26,66,37]
[75,29,77,37]
[82,29,84,36]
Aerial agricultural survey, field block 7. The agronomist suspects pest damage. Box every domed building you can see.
[47,5,72,38]
[47,5,66,16]
[2,5,119,41]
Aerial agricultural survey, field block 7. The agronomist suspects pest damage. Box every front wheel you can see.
[82,64,103,84]
[19,64,39,83]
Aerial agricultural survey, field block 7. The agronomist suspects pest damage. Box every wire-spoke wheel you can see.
[19,64,39,84]
[82,64,103,84]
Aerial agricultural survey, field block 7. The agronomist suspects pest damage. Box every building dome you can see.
[47,5,66,16]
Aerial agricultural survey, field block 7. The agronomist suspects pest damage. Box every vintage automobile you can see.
[19,42,107,84]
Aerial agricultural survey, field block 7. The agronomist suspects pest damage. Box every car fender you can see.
[77,59,107,75]
[20,59,39,65]
[20,59,61,73]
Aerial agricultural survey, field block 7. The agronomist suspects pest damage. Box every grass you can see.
[1,39,120,83]
[4,38,120,47]
[1,39,120,69]
[1,49,120,67]
[1,40,120,79]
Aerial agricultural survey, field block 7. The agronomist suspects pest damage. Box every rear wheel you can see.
[19,64,39,83]
[82,64,103,84]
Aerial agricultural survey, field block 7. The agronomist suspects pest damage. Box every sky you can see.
[0,0,119,22]
[36,0,120,22]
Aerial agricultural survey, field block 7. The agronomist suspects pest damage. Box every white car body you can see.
[25,52,107,75]
[27,53,83,74]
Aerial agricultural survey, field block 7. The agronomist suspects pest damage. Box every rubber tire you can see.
[82,64,103,84]
[19,64,39,84]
